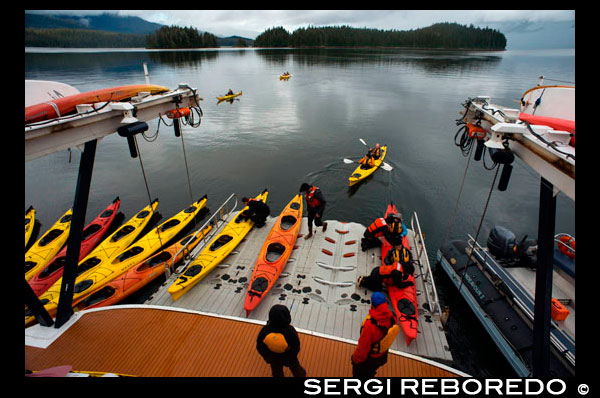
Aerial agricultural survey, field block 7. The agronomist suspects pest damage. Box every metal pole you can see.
[532,177,556,377]
[25,279,54,327]
[54,139,97,328]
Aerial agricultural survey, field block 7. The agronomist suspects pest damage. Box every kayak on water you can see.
[348,145,388,186]
[216,91,242,101]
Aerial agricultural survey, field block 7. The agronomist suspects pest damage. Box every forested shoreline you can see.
[25,22,506,50]
[254,23,506,50]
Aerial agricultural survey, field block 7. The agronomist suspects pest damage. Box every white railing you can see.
[410,211,440,316]
[166,193,239,277]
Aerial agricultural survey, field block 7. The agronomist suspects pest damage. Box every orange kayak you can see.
[75,224,212,311]
[25,84,169,124]
[244,194,303,316]
[27,198,120,297]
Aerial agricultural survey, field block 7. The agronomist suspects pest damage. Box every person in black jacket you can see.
[256,304,307,377]
[239,196,270,228]
[299,183,327,239]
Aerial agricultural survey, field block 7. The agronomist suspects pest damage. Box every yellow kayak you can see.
[279,74,292,80]
[26,199,159,327]
[25,208,72,281]
[25,206,35,248]
[168,190,268,301]
[216,91,242,101]
[348,145,387,186]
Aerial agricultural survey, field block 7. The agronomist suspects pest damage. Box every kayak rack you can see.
[167,193,239,277]
[410,211,441,316]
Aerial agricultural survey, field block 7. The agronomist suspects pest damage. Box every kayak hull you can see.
[26,200,159,327]
[27,198,120,297]
[216,91,242,101]
[75,225,211,311]
[25,206,35,248]
[25,84,169,124]
[244,194,303,315]
[25,208,73,281]
[168,190,269,301]
[348,145,387,186]
[381,202,418,346]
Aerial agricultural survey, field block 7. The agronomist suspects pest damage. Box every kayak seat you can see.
[74,279,94,293]
[38,229,64,246]
[159,219,181,232]
[100,209,115,218]
[145,251,173,268]
[280,215,298,231]
[359,164,374,170]
[266,243,286,262]
[210,235,233,251]
[78,286,116,308]
[39,256,67,278]
[110,225,135,242]
[25,261,38,273]
[81,224,102,240]
[115,246,144,262]
[250,276,269,293]
[396,298,416,316]
[183,264,203,277]
[77,256,102,276]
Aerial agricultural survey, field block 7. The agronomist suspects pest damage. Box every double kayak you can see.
[217,91,242,101]
[25,84,169,124]
[381,202,418,346]
[25,206,35,248]
[26,199,159,327]
[348,145,388,186]
[244,193,303,316]
[27,198,121,297]
[75,224,212,311]
[25,208,73,281]
[168,189,269,301]
[280,74,292,80]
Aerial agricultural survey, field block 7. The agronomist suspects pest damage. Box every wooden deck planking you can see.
[25,307,463,377]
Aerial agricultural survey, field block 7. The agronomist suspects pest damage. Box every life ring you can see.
[558,235,575,259]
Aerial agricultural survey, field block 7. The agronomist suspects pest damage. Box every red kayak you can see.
[25,84,169,124]
[381,202,418,346]
[27,198,120,297]
[518,112,575,147]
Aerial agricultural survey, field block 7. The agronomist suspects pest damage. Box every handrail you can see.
[166,193,238,277]
[410,211,440,315]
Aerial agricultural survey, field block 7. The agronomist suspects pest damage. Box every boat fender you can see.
[117,121,149,158]
[489,148,515,191]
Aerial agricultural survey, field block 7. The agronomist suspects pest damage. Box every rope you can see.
[133,135,163,247]
[457,165,500,293]
[442,149,472,249]
[179,128,195,215]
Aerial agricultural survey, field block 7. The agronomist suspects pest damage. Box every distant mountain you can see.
[25,13,164,35]
[216,35,254,47]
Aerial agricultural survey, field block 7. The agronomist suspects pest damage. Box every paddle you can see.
[349,138,393,171]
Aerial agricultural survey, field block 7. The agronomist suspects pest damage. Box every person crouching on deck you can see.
[357,245,415,291]
[239,196,270,228]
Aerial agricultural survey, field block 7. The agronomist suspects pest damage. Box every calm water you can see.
[25,47,575,376]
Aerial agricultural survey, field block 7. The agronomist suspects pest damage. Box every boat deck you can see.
[146,215,452,363]
[25,306,462,377]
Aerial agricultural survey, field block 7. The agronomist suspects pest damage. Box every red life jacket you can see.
[367,218,387,237]
[304,186,322,208]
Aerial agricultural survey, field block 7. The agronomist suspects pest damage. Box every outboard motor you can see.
[487,226,537,267]
[487,226,517,259]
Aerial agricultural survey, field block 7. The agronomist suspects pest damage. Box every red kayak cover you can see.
[381,202,418,346]
[519,112,575,147]
[25,84,169,124]
[27,198,120,296]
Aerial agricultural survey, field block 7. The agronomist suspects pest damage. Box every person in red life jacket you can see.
[361,216,388,251]
[256,304,307,377]
[299,183,328,239]
[239,196,270,228]
[383,212,407,247]
[357,245,415,291]
[351,292,395,378]
[359,143,381,167]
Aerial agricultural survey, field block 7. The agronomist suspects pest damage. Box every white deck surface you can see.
[146,214,452,363]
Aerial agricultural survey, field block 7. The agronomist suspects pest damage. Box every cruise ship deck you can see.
[26,214,458,377]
